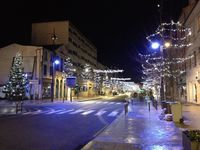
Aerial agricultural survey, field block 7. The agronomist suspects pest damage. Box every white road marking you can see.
[56,109,74,114]
[10,108,15,113]
[108,111,118,117]
[33,110,51,115]
[69,109,85,114]
[81,110,95,115]
[32,109,42,114]
[45,109,64,114]
[24,110,36,115]
[95,110,107,116]
[116,103,121,105]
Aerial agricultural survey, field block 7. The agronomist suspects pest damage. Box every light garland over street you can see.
[93,69,124,73]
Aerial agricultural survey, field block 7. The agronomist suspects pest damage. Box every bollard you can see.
[155,101,158,110]
[148,101,150,111]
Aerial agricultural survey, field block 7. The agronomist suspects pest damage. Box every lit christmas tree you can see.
[81,64,93,81]
[103,74,110,88]
[3,52,29,100]
[63,57,76,77]
[93,72,101,90]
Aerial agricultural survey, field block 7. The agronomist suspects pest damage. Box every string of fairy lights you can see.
[143,21,192,88]
[146,21,192,49]
[93,69,124,73]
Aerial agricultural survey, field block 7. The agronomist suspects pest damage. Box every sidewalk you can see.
[82,102,183,150]
[181,103,200,129]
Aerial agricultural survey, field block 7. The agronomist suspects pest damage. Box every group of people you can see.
[124,97,134,115]
[124,94,155,115]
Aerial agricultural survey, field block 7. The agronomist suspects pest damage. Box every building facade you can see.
[0,43,43,99]
[179,0,200,103]
[32,20,104,98]
[0,21,108,100]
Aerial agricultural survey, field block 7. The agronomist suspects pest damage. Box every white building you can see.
[180,0,200,103]
[0,43,43,99]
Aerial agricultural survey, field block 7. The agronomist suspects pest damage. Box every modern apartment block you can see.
[32,21,98,74]
[32,21,104,98]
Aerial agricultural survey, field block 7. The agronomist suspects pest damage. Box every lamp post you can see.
[151,41,171,101]
[51,59,60,102]
[151,41,165,101]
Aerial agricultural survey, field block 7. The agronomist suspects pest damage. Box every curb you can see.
[76,97,103,102]
[81,111,125,150]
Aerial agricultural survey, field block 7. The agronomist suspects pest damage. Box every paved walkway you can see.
[181,103,200,129]
[82,102,183,150]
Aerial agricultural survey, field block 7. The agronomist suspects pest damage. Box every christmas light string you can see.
[93,69,124,73]
[146,21,192,49]
[111,78,131,81]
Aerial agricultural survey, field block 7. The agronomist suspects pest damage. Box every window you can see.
[43,65,47,76]
[69,28,72,33]
[73,41,78,47]
[68,49,73,54]
[82,85,87,91]
[44,51,48,61]
[50,66,53,76]
[50,53,54,62]
[198,48,200,65]
[73,51,77,56]
[194,51,197,67]
[198,16,200,32]
[61,58,63,71]
[69,37,72,42]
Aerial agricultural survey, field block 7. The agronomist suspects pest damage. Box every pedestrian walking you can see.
[131,98,134,105]
[124,99,129,115]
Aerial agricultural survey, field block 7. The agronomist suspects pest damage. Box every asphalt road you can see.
[0,95,126,150]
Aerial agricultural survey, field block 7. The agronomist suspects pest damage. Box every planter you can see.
[182,130,200,150]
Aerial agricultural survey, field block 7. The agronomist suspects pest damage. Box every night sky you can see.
[1,0,188,82]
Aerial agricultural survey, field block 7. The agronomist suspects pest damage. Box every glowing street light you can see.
[164,42,171,48]
[151,42,160,49]
[51,59,60,102]
[54,60,60,65]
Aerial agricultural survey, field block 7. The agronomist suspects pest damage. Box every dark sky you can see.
[1,0,188,82]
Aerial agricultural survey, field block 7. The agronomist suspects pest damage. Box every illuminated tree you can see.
[3,52,29,100]
[81,64,93,81]
[94,72,101,90]
[63,57,76,77]
[142,21,192,101]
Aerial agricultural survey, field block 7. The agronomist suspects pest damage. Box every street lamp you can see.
[164,41,171,49]
[51,59,60,102]
[151,41,165,101]
[151,42,160,49]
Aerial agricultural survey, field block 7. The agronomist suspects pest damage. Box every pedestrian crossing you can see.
[0,108,122,117]
[0,101,123,117]
[81,101,122,105]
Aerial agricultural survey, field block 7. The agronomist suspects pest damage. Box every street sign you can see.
[66,76,76,88]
